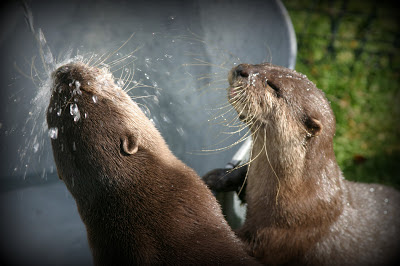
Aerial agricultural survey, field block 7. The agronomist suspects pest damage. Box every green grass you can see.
[283,0,400,188]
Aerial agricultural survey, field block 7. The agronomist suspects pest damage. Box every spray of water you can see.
[16,2,152,180]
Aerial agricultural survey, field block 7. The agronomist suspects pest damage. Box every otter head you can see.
[228,63,336,174]
[47,62,168,201]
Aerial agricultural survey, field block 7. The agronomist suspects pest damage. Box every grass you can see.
[283,0,400,188]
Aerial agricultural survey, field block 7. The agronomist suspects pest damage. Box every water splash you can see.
[22,1,56,73]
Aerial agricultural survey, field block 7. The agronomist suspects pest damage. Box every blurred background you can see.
[284,0,400,188]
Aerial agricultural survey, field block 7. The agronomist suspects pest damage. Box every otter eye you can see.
[266,80,281,97]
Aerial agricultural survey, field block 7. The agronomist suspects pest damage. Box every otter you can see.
[46,62,259,265]
[203,63,400,265]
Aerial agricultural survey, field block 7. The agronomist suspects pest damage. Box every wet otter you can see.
[46,62,259,265]
[203,63,400,265]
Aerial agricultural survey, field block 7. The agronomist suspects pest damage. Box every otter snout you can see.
[229,64,265,86]
[52,65,71,85]
[229,64,251,84]
[234,64,250,78]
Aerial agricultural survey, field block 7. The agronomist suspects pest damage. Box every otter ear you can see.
[305,117,322,137]
[121,134,139,155]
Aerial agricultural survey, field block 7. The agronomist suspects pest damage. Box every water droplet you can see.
[72,142,76,151]
[33,143,39,153]
[41,168,46,179]
[92,95,98,103]
[177,127,185,136]
[48,127,58,139]
[117,79,124,87]
[70,103,81,122]
[57,108,62,116]
[161,114,171,123]
[384,198,389,203]
[153,96,159,104]
[369,188,375,192]
[75,80,81,90]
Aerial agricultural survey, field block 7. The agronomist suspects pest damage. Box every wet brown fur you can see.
[46,62,259,265]
[227,63,400,265]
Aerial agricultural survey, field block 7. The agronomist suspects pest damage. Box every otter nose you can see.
[235,64,250,78]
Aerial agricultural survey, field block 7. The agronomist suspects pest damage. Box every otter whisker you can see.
[262,127,280,205]
[220,126,249,136]
[124,84,157,94]
[200,118,259,152]
[199,133,252,153]
[210,117,259,150]
[118,62,135,91]
[122,64,137,91]
[85,52,99,66]
[187,58,230,71]
[130,95,157,100]
[91,50,115,68]
[207,90,243,110]
[209,104,239,122]
[13,61,38,84]
[30,56,43,86]
[223,101,246,125]
[207,127,252,150]
[108,46,142,73]
[94,33,136,67]
[107,48,138,68]
[236,125,265,196]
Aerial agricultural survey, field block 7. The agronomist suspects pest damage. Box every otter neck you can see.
[245,127,343,228]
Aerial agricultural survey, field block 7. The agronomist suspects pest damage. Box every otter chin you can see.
[204,63,400,265]
[46,62,259,265]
